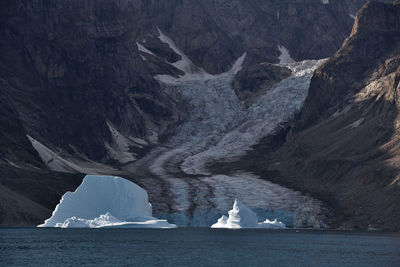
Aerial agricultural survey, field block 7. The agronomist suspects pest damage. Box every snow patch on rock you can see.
[27,135,116,174]
[278,45,295,64]
[155,28,246,84]
[38,175,176,228]
[4,159,21,169]
[105,122,147,164]
[157,28,208,80]
[136,42,155,56]
[211,199,286,229]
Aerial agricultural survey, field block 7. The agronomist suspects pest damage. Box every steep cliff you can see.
[0,0,182,166]
[239,1,400,230]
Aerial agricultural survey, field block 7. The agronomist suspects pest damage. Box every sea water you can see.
[1,228,399,266]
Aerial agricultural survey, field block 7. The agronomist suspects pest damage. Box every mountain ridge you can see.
[233,0,400,230]
[3,0,398,228]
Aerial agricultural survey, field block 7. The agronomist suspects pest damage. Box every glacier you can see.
[180,59,325,176]
[124,31,329,228]
[211,199,286,229]
[27,29,333,229]
[38,175,176,228]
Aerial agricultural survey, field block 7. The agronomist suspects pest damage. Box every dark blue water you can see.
[1,228,399,266]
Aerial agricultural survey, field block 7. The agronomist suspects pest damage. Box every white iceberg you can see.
[38,175,176,228]
[211,199,286,229]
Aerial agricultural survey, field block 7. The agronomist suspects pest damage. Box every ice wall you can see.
[38,175,176,228]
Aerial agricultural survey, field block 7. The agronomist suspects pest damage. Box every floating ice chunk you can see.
[222,199,258,228]
[278,45,295,64]
[211,199,285,229]
[38,175,176,228]
[321,0,329,4]
[55,213,120,228]
[55,212,175,228]
[260,219,286,229]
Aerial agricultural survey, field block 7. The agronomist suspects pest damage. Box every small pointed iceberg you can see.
[211,199,286,229]
[38,175,176,228]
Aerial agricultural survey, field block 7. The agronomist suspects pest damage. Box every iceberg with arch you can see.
[211,199,286,229]
[38,175,176,228]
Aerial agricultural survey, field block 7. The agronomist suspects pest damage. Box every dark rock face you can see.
[0,0,365,165]
[0,0,369,226]
[0,85,41,168]
[0,164,83,226]
[233,63,292,106]
[0,1,182,163]
[296,0,400,130]
[240,1,400,231]
[161,0,367,73]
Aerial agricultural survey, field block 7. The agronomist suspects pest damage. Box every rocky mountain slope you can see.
[235,0,400,231]
[0,0,365,167]
[0,0,377,226]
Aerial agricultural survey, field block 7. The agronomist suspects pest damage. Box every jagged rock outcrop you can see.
[233,63,292,106]
[239,1,400,231]
[0,85,41,168]
[0,0,365,168]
